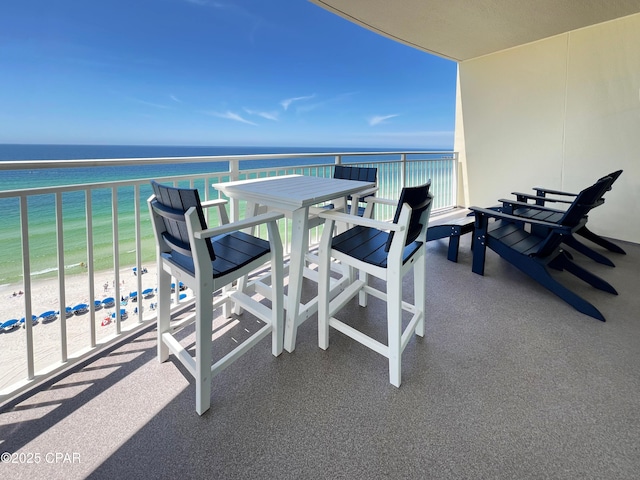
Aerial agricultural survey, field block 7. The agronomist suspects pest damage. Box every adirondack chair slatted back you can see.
[536,176,614,257]
[150,180,216,261]
[558,176,614,227]
[385,181,431,252]
[601,169,623,189]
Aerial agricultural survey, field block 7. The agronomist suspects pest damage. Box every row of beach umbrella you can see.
[3,286,184,332]
[2,306,132,332]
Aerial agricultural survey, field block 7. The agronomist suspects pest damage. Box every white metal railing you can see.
[0,150,458,403]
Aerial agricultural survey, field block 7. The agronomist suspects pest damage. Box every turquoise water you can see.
[0,144,451,286]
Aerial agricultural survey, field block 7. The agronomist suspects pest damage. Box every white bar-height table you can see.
[215,174,376,352]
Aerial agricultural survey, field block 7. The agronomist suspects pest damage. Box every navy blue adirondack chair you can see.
[501,170,625,265]
[470,175,617,322]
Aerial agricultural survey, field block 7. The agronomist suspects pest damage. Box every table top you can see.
[215,174,376,211]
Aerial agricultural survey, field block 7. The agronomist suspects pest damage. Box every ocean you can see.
[1,144,445,286]
[0,144,378,190]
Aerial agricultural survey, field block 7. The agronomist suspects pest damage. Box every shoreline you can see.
[0,264,176,392]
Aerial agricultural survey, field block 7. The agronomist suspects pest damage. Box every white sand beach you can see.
[0,264,187,392]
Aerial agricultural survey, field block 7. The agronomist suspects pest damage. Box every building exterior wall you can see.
[455,13,640,243]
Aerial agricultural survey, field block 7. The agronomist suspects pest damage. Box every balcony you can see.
[1,151,638,478]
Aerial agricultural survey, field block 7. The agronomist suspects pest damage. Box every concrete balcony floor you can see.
[2,233,639,480]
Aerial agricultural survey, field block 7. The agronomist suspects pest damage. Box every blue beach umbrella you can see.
[2,319,20,331]
[142,288,154,298]
[65,306,74,318]
[111,308,128,321]
[39,311,58,323]
[20,315,39,327]
[94,300,103,310]
[73,303,88,315]
[102,297,115,308]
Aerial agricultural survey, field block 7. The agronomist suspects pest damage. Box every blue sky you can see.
[0,0,457,148]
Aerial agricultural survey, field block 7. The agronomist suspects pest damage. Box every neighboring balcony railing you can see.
[0,150,458,402]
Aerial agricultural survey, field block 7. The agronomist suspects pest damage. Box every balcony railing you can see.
[0,150,458,403]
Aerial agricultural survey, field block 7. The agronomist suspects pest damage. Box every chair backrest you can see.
[599,169,622,192]
[384,181,432,252]
[149,180,216,261]
[536,176,614,257]
[559,176,614,228]
[333,165,377,183]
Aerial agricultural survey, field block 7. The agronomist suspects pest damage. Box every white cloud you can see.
[368,114,399,126]
[126,97,171,109]
[205,110,258,126]
[280,94,315,110]
[293,92,357,114]
[183,0,223,6]
[170,95,181,103]
[244,108,279,121]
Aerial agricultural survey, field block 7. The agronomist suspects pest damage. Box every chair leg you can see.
[414,255,426,337]
[554,254,618,294]
[387,269,402,387]
[472,231,487,275]
[447,232,461,262]
[157,264,171,363]
[563,236,615,267]
[195,283,214,416]
[524,261,607,322]
[317,227,333,351]
[577,226,626,255]
[358,269,369,307]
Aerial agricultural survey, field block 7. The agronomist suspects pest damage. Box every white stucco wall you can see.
[455,13,640,243]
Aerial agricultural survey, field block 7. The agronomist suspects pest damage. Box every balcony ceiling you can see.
[311,0,640,61]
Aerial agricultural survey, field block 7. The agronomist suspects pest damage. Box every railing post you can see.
[86,190,96,347]
[229,158,240,222]
[56,192,68,363]
[134,185,144,322]
[400,153,407,189]
[452,152,459,208]
[111,187,122,335]
[20,196,35,380]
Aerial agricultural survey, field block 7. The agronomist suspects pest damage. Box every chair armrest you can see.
[318,209,405,232]
[201,198,229,224]
[511,192,573,204]
[363,196,398,207]
[201,198,228,209]
[193,212,284,240]
[470,206,572,233]
[351,186,379,200]
[308,206,329,216]
[497,198,566,214]
[532,187,578,197]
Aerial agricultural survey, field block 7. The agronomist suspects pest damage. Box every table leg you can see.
[284,207,309,352]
